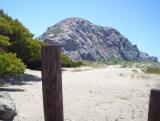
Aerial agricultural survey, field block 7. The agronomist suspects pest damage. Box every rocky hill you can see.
[37,17,158,62]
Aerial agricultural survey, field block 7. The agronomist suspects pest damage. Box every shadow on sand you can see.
[10,74,42,85]
[0,74,41,92]
[0,87,25,92]
[0,73,42,86]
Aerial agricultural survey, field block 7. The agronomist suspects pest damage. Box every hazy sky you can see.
[0,0,160,60]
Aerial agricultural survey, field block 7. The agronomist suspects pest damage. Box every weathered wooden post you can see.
[41,45,64,121]
[148,89,160,121]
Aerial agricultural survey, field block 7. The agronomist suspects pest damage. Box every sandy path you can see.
[5,66,160,121]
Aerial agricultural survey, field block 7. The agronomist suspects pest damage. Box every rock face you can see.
[0,92,16,120]
[37,17,158,62]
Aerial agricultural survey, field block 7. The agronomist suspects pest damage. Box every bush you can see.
[0,10,44,70]
[61,54,83,67]
[10,39,44,69]
[145,66,160,74]
[0,52,26,78]
[106,58,125,65]
[26,59,41,70]
[0,35,11,51]
[72,61,83,67]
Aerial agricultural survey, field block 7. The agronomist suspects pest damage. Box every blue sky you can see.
[0,0,160,60]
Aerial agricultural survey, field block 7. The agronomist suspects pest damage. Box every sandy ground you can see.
[3,65,160,121]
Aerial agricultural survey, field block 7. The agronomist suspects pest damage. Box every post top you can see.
[151,88,160,92]
[42,44,61,48]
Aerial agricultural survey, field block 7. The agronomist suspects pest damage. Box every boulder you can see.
[0,92,16,120]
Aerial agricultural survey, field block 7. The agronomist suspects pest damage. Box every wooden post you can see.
[148,89,160,121]
[41,45,64,121]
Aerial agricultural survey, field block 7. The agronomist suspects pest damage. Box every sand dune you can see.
[5,65,160,121]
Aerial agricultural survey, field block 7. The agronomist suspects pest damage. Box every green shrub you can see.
[106,58,125,65]
[0,52,26,78]
[0,10,44,69]
[0,35,11,51]
[10,39,44,69]
[82,61,106,67]
[61,53,83,67]
[61,53,72,67]
[26,59,41,70]
[72,61,83,67]
[145,66,160,74]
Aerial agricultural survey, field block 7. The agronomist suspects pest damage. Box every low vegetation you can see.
[0,9,44,70]
[106,58,126,65]
[0,52,26,78]
[61,54,83,67]
[84,58,160,75]
[118,60,160,74]
[144,66,160,74]
[82,61,107,68]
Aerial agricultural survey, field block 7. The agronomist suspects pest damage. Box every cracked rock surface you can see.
[37,17,158,62]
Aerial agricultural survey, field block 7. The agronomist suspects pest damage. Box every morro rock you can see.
[37,17,158,62]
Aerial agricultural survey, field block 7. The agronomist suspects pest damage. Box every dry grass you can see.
[145,66,160,74]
